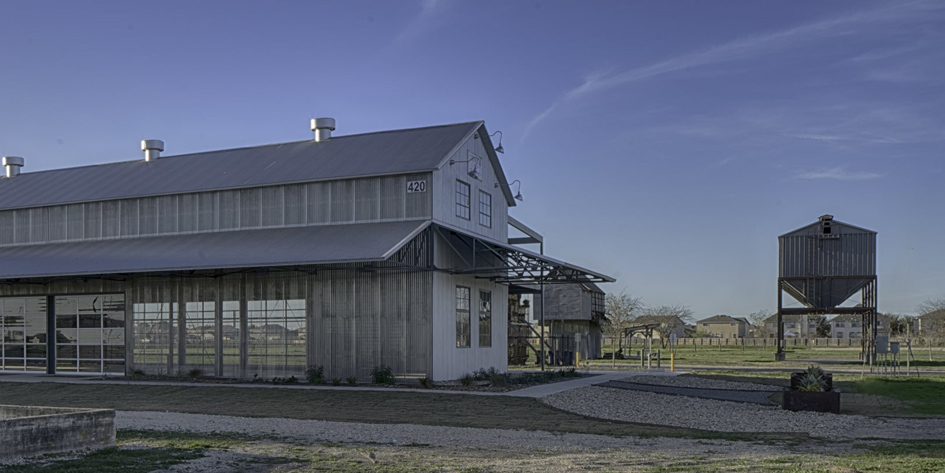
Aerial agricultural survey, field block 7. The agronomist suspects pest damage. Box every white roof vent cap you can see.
[3,156,24,178]
[311,117,336,142]
[142,139,165,161]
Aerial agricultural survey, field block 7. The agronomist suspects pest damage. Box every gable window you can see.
[478,191,492,228]
[455,180,470,220]
[456,286,470,348]
[479,290,492,347]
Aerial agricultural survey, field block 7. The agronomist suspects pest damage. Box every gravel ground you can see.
[542,386,945,440]
[622,375,782,391]
[115,411,800,454]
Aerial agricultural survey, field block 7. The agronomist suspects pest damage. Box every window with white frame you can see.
[455,180,470,220]
[479,290,492,347]
[456,286,470,348]
[478,191,492,228]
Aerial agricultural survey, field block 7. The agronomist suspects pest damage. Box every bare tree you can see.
[604,290,643,367]
[916,298,945,360]
[747,310,774,337]
[641,304,693,348]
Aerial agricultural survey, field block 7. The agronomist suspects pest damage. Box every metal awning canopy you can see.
[0,220,430,280]
[434,224,614,284]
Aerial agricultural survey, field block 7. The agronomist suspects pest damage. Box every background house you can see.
[916,309,945,337]
[764,314,818,338]
[630,315,688,343]
[695,315,749,338]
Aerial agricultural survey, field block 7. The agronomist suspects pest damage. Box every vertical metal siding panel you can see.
[65,204,84,240]
[84,202,102,240]
[158,195,178,234]
[239,188,261,228]
[330,180,354,223]
[48,206,66,242]
[405,172,432,219]
[261,186,284,227]
[197,192,217,232]
[14,209,30,244]
[313,272,331,375]
[219,191,239,230]
[178,194,197,233]
[380,175,405,221]
[120,199,139,237]
[355,271,378,378]
[308,182,330,224]
[0,211,13,245]
[138,198,158,236]
[355,178,380,222]
[102,201,120,238]
[284,185,305,225]
[30,207,47,244]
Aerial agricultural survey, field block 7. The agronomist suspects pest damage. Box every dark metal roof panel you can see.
[0,220,430,280]
[0,122,480,210]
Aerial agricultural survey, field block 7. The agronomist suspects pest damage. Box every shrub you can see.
[419,377,434,389]
[472,368,489,381]
[286,375,298,384]
[797,365,828,392]
[460,373,474,387]
[371,365,395,385]
[332,378,342,386]
[305,365,325,384]
[129,368,146,378]
[346,376,357,385]
[186,368,203,380]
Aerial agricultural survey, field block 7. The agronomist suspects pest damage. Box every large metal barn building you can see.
[0,119,612,381]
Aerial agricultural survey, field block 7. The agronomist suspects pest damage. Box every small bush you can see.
[286,375,298,384]
[129,368,146,378]
[419,377,434,389]
[186,368,203,380]
[305,365,325,384]
[332,378,342,386]
[346,377,357,385]
[371,365,395,385]
[472,368,489,381]
[460,373,474,387]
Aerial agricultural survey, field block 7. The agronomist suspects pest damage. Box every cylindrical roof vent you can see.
[141,139,165,162]
[311,118,336,142]
[2,156,24,178]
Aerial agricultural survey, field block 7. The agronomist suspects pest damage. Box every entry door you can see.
[0,297,48,372]
[55,295,126,374]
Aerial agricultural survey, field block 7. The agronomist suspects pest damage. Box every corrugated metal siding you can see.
[0,122,480,210]
[0,174,434,248]
[431,130,508,243]
[779,220,877,308]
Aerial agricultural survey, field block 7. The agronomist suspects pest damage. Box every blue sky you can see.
[1,1,942,316]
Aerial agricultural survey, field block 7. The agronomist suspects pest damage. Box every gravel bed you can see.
[622,375,782,392]
[115,411,771,453]
[542,386,945,440]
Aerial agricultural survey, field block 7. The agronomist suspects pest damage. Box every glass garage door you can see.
[0,297,48,372]
[55,295,126,374]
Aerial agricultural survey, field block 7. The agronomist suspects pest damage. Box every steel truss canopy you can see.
[434,224,614,284]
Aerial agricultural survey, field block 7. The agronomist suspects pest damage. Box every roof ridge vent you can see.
[2,156,24,178]
[142,140,165,161]
[311,118,336,142]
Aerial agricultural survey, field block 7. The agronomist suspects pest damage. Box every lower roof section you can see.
[0,220,430,280]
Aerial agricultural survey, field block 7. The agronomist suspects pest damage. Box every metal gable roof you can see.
[0,122,480,211]
[0,220,430,280]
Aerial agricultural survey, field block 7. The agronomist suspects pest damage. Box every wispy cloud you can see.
[794,167,883,181]
[522,1,942,141]
[391,0,448,47]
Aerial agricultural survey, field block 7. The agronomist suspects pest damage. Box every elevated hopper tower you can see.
[777,215,877,362]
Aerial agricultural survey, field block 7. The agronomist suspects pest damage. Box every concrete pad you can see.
[504,370,677,398]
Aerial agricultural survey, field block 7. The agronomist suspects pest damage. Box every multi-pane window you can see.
[478,191,492,228]
[133,301,176,371]
[479,290,492,347]
[185,301,216,370]
[246,299,306,378]
[455,180,471,220]
[456,286,470,348]
[221,300,240,377]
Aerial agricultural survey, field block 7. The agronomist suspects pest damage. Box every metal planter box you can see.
[782,390,840,414]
